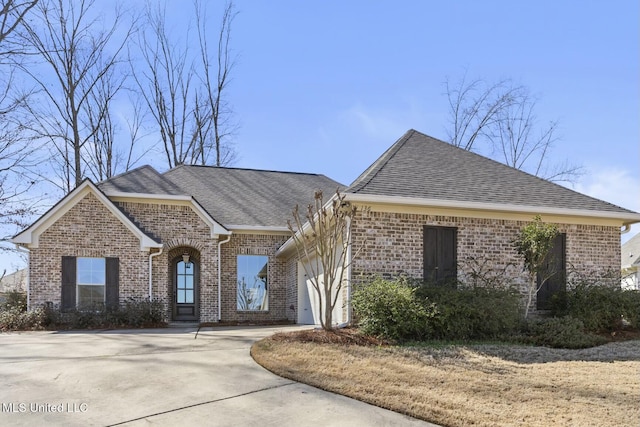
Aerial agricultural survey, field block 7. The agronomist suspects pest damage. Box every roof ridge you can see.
[97,165,158,186]
[431,135,635,213]
[346,129,638,216]
[347,129,417,192]
[164,164,330,178]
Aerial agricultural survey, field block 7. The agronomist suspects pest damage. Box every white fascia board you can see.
[189,198,230,237]
[12,181,162,251]
[106,191,230,238]
[275,193,341,258]
[343,193,640,224]
[226,225,290,233]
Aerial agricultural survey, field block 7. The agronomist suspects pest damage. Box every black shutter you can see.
[537,234,566,310]
[423,227,438,282]
[423,226,457,284]
[440,227,457,282]
[105,257,119,308]
[61,256,76,311]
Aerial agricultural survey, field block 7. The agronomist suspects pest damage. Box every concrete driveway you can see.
[0,326,435,426]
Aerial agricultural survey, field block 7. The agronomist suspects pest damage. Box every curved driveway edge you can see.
[0,326,437,426]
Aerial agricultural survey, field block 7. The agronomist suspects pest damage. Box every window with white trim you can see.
[77,257,106,308]
[237,255,268,311]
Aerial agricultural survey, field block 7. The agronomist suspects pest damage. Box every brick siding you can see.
[29,193,147,309]
[350,209,621,298]
[219,233,290,322]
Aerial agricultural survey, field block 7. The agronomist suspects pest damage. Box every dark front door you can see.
[173,260,199,321]
[423,226,457,284]
[537,233,566,310]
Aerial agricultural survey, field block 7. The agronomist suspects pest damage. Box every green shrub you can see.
[416,284,522,340]
[551,284,640,332]
[1,298,166,331]
[524,316,607,349]
[352,277,438,342]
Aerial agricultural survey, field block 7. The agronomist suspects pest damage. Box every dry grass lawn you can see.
[251,330,640,427]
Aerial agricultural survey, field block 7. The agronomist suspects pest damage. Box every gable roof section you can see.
[97,165,184,195]
[98,166,230,237]
[163,166,344,229]
[622,233,640,269]
[347,129,640,221]
[13,180,163,251]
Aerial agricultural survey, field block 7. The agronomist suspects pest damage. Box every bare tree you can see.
[288,191,364,331]
[82,66,151,182]
[18,0,136,192]
[445,74,581,184]
[0,0,39,249]
[133,0,237,169]
[194,0,237,166]
[0,0,38,48]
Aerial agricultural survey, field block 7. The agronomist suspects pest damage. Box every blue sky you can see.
[224,1,638,200]
[1,0,638,273]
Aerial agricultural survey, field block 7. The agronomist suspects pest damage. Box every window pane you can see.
[78,270,93,284]
[185,275,193,290]
[177,290,185,304]
[77,258,92,271]
[177,261,185,274]
[237,255,268,311]
[77,257,105,285]
[185,290,194,304]
[77,285,105,308]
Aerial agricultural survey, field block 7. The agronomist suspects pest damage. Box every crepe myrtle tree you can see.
[288,190,365,331]
[513,215,559,318]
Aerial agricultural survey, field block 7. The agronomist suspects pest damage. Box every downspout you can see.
[16,246,30,311]
[338,216,353,329]
[218,233,232,321]
[345,216,353,326]
[148,247,164,300]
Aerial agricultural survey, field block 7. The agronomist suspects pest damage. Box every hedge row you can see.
[352,277,639,348]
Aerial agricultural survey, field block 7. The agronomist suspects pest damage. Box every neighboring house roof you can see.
[13,180,164,250]
[0,268,27,293]
[97,165,185,195]
[347,129,638,218]
[622,232,640,269]
[163,166,343,229]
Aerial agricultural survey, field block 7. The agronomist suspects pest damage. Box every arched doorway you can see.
[171,251,199,321]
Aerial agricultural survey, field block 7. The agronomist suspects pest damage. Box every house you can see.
[622,233,640,290]
[0,268,28,304]
[13,129,640,325]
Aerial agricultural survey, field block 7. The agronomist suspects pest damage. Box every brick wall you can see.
[350,209,621,295]
[219,233,290,322]
[113,201,220,322]
[29,193,297,324]
[29,193,147,308]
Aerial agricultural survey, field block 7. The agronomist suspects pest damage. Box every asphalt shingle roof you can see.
[97,165,185,195]
[348,129,636,214]
[163,166,343,227]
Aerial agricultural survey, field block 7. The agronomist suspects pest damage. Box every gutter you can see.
[218,233,232,321]
[148,248,164,299]
[343,193,640,223]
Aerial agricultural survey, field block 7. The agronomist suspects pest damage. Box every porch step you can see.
[167,322,200,328]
